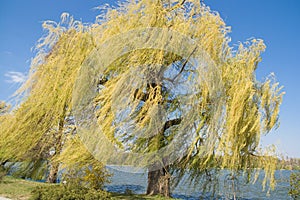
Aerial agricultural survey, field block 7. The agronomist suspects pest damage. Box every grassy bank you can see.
[0,176,174,200]
[0,176,45,200]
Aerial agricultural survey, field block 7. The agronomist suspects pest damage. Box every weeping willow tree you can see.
[0,16,98,182]
[0,0,283,198]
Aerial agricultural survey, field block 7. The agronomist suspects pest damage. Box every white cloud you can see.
[3,51,13,55]
[5,71,27,83]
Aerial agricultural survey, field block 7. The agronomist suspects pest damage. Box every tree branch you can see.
[133,89,149,102]
[163,118,182,131]
[172,46,197,82]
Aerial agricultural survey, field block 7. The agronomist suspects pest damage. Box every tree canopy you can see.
[0,0,284,197]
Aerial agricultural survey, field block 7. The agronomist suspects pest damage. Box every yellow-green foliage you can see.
[55,136,100,168]
[0,0,284,192]
[0,20,94,161]
[289,172,300,199]
[61,157,111,190]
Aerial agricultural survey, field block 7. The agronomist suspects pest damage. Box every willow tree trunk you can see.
[146,167,170,197]
[46,162,59,183]
[46,117,64,183]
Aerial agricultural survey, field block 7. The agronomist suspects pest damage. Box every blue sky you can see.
[0,0,299,157]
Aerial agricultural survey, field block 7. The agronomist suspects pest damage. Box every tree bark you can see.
[46,162,59,183]
[146,166,170,197]
[146,119,180,197]
[46,116,65,183]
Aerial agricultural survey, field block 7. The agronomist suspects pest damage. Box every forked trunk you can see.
[146,167,170,197]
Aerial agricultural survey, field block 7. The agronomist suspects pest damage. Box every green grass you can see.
[0,176,47,200]
[0,176,174,200]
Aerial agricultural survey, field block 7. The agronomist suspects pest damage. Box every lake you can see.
[6,163,296,199]
[105,167,295,200]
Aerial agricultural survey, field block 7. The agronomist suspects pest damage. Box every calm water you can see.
[105,168,294,200]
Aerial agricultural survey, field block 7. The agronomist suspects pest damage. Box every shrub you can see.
[62,162,111,190]
[289,172,300,199]
[31,161,112,200]
[31,184,111,200]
